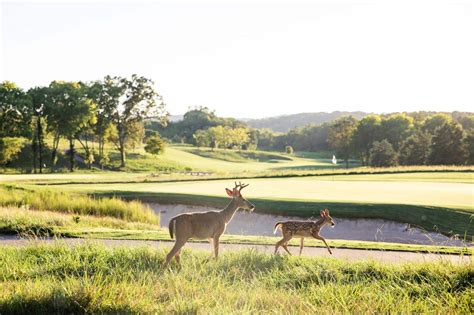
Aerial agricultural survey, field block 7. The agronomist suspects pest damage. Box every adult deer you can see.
[164,182,255,267]
[273,209,335,255]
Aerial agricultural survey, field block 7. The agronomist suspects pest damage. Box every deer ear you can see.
[320,210,325,217]
[225,188,233,197]
[325,209,330,216]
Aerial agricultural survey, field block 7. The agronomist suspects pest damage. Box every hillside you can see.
[244,111,369,132]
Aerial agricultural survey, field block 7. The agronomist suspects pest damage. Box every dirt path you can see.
[0,235,470,264]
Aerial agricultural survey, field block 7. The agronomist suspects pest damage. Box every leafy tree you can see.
[422,114,451,135]
[0,81,32,138]
[28,87,48,173]
[207,125,226,149]
[87,77,124,160]
[144,135,165,155]
[369,140,398,167]
[109,75,167,167]
[380,114,414,151]
[399,131,431,165]
[352,115,382,165]
[228,128,249,150]
[328,116,357,168]
[193,129,211,148]
[285,145,294,154]
[44,81,95,172]
[463,131,474,165]
[429,122,465,165]
[0,137,27,166]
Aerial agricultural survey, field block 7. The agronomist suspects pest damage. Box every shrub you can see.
[285,145,294,154]
[144,135,165,155]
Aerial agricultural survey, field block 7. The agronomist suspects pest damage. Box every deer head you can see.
[320,209,335,227]
[225,182,255,211]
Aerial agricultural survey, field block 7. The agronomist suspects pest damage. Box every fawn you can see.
[273,209,335,255]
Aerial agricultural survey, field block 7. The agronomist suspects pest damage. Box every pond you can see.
[149,203,468,247]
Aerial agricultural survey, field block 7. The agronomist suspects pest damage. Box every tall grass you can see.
[0,185,158,224]
[0,206,159,236]
[0,243,471,313]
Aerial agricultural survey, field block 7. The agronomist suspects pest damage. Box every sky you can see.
[1,0,473,118]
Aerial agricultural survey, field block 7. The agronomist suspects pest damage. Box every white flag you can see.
[332,155,337,165]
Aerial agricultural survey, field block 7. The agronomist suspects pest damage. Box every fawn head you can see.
[226,181,255,211]
[320,209,335,227]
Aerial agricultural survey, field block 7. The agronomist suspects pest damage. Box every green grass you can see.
[0,243,472,313]
[0,206,159,236]
[0,185,158,224]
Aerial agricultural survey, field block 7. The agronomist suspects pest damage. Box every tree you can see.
[369,140,398,167]
[193,129,211,148]
[380,114,414,151]
[429,122,465,165]
[398,131,431,165]
[0,137,27,166]
[285,145,294,154]
[44,81,95,172]
[207,125,226,149]
[109,75,167,167]
[328,116,357,168]
[464,131,474,165]
[228,127,249,150]
[87,77,123,161]
[28,87,49,173]
[422,114,451,135]
[0,81,32,138]
[144,135,166,155]
[352,115,382,165]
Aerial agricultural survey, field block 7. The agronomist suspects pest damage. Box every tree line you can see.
[0,76,167,172]
[150,108,473,167]
[260,112,474,167]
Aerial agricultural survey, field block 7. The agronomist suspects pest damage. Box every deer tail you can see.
[169,217,176,239]
[273,222,283,234]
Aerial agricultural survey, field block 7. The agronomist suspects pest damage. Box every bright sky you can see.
[1,0,473,118]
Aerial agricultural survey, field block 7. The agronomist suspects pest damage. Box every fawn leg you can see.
[299,238,304,256]
[275,234,292,254]
[314,235,332,255]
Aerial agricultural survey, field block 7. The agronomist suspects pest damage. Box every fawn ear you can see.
[320,210,326,217]
[325,209,330,216]
[225,188,234,197]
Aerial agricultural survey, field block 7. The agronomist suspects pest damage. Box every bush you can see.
[285,145,294,154]
[369,140,398,167]
[144,135,165,155]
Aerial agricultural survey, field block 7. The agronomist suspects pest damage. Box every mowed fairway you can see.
[60,174,473,210]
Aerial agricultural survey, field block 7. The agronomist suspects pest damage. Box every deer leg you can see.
[175,249,182,264]
[314,234,332,255]
[282,241,292,255]
[213,237,220,259]
[164,239,187,267]
[275,234,292,254]
[299,238,304,256]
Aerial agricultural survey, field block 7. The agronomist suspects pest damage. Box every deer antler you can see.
[234,181,249,191]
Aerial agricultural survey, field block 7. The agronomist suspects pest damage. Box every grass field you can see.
[0,243,472,313]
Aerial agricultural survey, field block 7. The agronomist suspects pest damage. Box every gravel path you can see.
[0,235,470,264]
